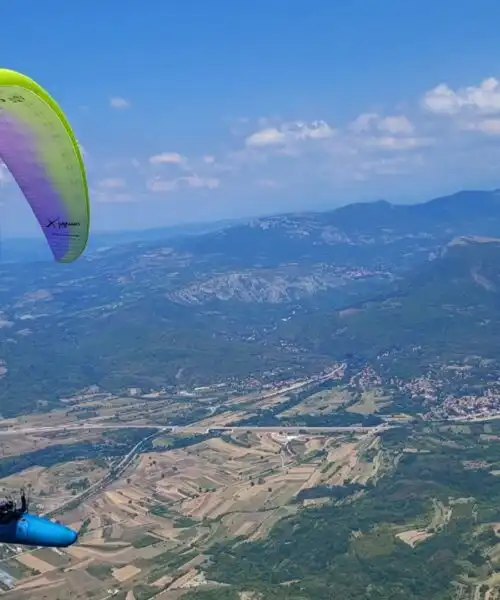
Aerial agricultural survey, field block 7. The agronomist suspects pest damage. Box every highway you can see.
[0,366,388,556]
[0,423,390,437]
[0,365,350,439]
[0,423,160,437]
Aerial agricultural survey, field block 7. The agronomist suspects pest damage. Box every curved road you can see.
[43,427,166,518]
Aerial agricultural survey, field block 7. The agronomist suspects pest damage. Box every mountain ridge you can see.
[2,188,500,415]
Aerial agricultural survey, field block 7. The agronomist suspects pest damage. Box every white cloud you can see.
[349,113,377,133]
[98,178,126,189]
[380,116,415,135]
[91,177,130,203]
[364,135,433,151]
[246,128,287,147]
[359,154,425,177]
[109,97,131,109]
[256,179,280,188]
[350,113,415,135]
[346,113,431,152]
[148,174,220,193]
[103,158,142,172]
[129,73,500,204]
[146,152,219,195]
[147,178,178,193]
[422,77,500,116]
[245,120,334,147]
[183,175,220,189]
[0,162,11,186]
[149,152,185,165]
[241,113,428,167]
[472,118,500,135]
[99,193,133,203]
[422,84,461,115]
[77,142,87,157]
[92,188,133,203]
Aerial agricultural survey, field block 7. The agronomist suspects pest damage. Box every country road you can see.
[43,427,166,519]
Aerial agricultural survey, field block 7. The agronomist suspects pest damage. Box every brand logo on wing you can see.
[45,218,80,230]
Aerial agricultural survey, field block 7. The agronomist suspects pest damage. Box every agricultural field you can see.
[8,375,500,600]
[6,416,500,600]
[280,387,351,417]
[0,428,379,600]
[0,388,230,435]
[179,422,500,600]
[346,389,392,415]
[0,458,108,513]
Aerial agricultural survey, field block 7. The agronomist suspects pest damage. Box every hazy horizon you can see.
[1,184,498,242]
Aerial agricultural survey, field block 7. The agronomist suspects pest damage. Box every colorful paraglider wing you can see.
[0,69,89,263]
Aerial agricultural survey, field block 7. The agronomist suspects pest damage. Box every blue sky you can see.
[2,0,500,235]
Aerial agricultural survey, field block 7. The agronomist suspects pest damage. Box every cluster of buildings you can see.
[68,355,500,424]
[344,362,500,422]
[349,366,382,390]
[425,389,500,420]
[399,377,438,403]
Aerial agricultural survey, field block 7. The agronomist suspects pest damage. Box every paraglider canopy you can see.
[0,69,90,263]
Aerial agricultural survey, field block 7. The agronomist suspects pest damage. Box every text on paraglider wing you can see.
[45,218,81,230]
[0,95,25,103]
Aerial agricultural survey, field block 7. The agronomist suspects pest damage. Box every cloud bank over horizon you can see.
[97,76,500,214]
[3,75,500,234]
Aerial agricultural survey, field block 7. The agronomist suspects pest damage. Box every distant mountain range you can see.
[2,188,500,416]
[0,216,250,263]
[207,190,500,263]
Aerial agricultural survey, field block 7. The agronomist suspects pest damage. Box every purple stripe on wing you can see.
[0,112,70,260]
